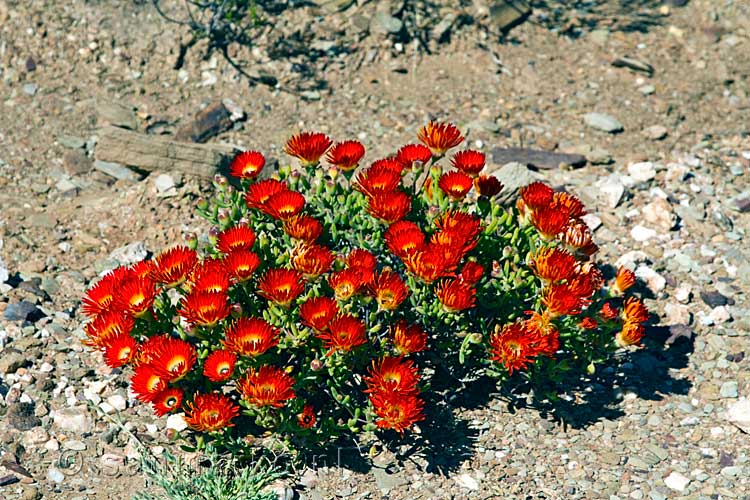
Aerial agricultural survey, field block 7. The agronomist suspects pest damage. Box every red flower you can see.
[520,182,554,210]
[370,158,406,175]
[222,317,279,357]
[434,210,482,243]
[284,215,323,242]
[179,291,231,326]
[616,321,646,347]
[367,190,411,223]
[600,301,619,320]
[190,260,230,293]
[385,221,425,258]
[216,225,256,254]
[82,267,131,317]
[438,171,473,199]
[622,297,649,324]
[530,206,570,240]
[396,143,432,169]
[326,140,365,171]
[150,337,197,381]
[152,388,184,417]
[435,278,476,312]
[328,268,366,301]
[578,317,598,330]
[364,357,420,395]
[488,322,542,375]
[390,321,428,355]
[613,266,637,295]
[229,150,265,180]
[130,260,154,280]
[346,248,377,273]
[257,268,305,306]
[300,297,339,332]
[355,164,401,198]
[102,333,138,368]
[238,366,296,408]
[523,311,556,338]
[203,350,237,382]
[245,179,288,210]
[297,405,317,429]
[403,248,451,284]
[114,276,158,317]
[530,247,577,284]
[562,220,597,255]
[262,190,306,220]
[84,310,134,348]
[451,150,485,176]
[370,392,425,435]
[474,175,503,197]
[284,132,333,166]
[184,393,240,432]
[542,283,591,317]
[459,261,484,285]
[372,270,409,310]
[150,246,198,287]
[318,314,367,354]
[131,364,167,403]
[417,121,464,156]
[223,250,262,282]
[291,243,335,279]
[134,335,171,367]
[552,191,586,219]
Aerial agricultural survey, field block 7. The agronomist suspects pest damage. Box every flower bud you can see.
[230,303,243,317]
[183,323,197,337]
[208,226,220,245]
[238,217,251,226]
[184,232,198,250]
[225,185,235,196]
[213,174,228,188]
[217,208,231,227]
[164,428,178,441]
[196,196,209,210]
[310,358,324,371]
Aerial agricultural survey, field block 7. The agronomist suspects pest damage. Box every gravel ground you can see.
[1,0,749,499]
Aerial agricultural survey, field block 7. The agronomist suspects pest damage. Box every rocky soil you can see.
[1,0,749,498]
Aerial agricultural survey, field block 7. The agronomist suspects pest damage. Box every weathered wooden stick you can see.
[94,126,239,178]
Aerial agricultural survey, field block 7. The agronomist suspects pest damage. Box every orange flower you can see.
[328,268,365,301]
[203,350,237,382]
[134,335,170,366]
[370,158,406,175]
[326,140,365,171]
[150,246,198,287]
[300,297,339,332]
[520,182,554,211]
[403,248,451,284]
[262,190,306,220]
[184,393,240,432]
[355,164,401,197]
[364,357,420,395]
[190,260,230,293]
[245,179,288,209]
[179,291,231,326]
[385,221,425,258]
[451,150,485,176]
[238,366,296,408]
[82,267,131,316]
[152,388,184,417]
[297,405,317,429]
[291,243,335,279]
[600,301,619,320]
[84,310,134,348]
[542,283,591,317]
[552,191,586,219]
[613,266,637,295]
[223,250,262,282]
[284,132,332,166]
[395,143,432,169]
[488,322,542,375]
[229,150,265,180]
[318,314,367,354]
[434,210,482,243]
[523,310,556,337]
[616,321,645,347]
[131,364,167,403]
[435,278,476,312]
[372,270,409,310]
[346,248,377,273]
[284,215,323,242]
[257,268,305,306]
[530,206,569,240]
[474,175,503,197]
[438,171,473,199]
[459,261,484,285]
[530,246,577,284]
[417,121,464,156]
[150,337,197,381]
[222,317,279,357]
[130,260,154,280]
[562,220,597,255]
[622,297,649,324]
[114,276,158,317]
[578,317,598,329]
[390,321,428,355]
[102,333,138,368]
[367,190,411,223]
[216,225,256,254]
[370,392,425,435]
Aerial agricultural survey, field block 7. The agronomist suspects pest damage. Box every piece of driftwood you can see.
[490,147,587,170]
[95,126,239,178]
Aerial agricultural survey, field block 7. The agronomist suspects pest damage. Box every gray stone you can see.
[7,402,42,430]
[720,466,742,478]
[627,162,657,183]
[46,467,65,484]
[639,85,656,95]
[726,399,750,433]
[720,381,739,398]
[645,125,668,140]
[53,407,93,434]
[97,101,137,130]
[93,160,142,182]
[154,173,176,193]
[372,468,408,492]
[62,150,92,175]
[4,301,43,322]
[109,242,148,266]
[62,439,86,451]
[596,175,625,208]
[0,255,8,284]
[22,83,38,96]
[58,136,86,149]
[486,162,539,205]
[489,0,531,31]
[663,471,689,492]
[0,351,27,374]
[372,12,403,35]
[584,112,624,133]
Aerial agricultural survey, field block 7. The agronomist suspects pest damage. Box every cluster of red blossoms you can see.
[81,120,649,447]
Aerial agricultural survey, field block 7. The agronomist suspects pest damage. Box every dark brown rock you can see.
[175,101,233,143]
